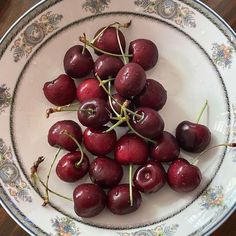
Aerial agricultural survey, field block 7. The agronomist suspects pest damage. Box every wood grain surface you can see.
[0,0,236,235]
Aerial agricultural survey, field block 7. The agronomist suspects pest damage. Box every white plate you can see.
[0,0,236,235]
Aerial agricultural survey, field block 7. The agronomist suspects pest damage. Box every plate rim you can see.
[0,0,235,235]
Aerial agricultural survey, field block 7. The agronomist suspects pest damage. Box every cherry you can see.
[150,131,180,162]
[94,54,124,80]
[130,107,164,139]
[134,79,167,111]
[114,133,148,165]
[83,126,117,155]
[93,26,126,55]
[48,120,82,151]
[133,160,166,193]
[129,39,158,71]
[63,45,94,79]
[107,184,142,215]
[56,151,89,182]
[76,78,107,103]
[77,98,110,128]
[73,183,106,217]
[89,156,123,188]
[43,74,76,106]
[167,158,202,192]
[115,63,146,98]
[176,121,211,153]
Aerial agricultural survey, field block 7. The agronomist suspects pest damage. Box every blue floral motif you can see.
[11,11,63,62]
[200,186,224,210]
[51,216,80,236]
[118,224,179,236]
[82,0,111,14]
[134,0,196,28]
[0,139,32,202]
[0,84,11,114]
[212,43,234,69]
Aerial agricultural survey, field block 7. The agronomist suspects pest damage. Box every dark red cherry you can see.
[94,54,124,80]
[93,27,126,55]
[150,131,180,162]
[114,133,148,165]
[48,120,82,151]
[176,121,211,153]
[56,151,89,182]
[76,78,107,103]
[133,160,166,193]
[73,183,106,217]
[77,98,110,128]
[129,39,158,70]
[43,74,76,106]
[115,63,146,98]
[130,107,164,139]
[107,184,142,215]
[89,156,123,188]
[167,158,202,192]
[63,45,94,79]
[83,126,117,156]
[134,79,167,111]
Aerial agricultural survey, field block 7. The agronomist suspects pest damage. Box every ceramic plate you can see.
[0,0,236,235]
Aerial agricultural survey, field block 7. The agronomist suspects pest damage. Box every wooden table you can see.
[0,0,236,235]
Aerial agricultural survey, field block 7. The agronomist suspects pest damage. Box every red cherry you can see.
[114,133,148,165]
[43,74,76,106]
[167,158,202,192]
[76,78,107,103]
[150,131,180,162]
[83,126,117,156]
[107,184,142,215]
[56,151,89,182]
[133,160,166,193]
[48,120,82,151]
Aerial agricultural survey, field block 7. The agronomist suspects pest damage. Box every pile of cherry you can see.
[38,21,214,218]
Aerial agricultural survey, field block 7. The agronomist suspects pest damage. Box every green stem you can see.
[108,80,120,117]
[129,164,133,206]
[192,142,236,165]
[34,173,72,202]
[105,118,126,132]
[46,103,79,118]
[196,100,208,124]
[80,37,132,58]
[44,147,61,206]
[116,25,127,64]
[63,131,84,168]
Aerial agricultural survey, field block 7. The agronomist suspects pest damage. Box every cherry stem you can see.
[79,35,132,58]
[90,20,132,44]
[44,147,61,206]
[192,142,236,165]
[81,33,87,54]
[96,74,142,119]
[46,103,79,118]
[63,130,84,168]
[105,117,126,132]
[129,164,133,206]
[123,107,156,144]
[196,100,208,124]
[108,80,120,117]
[116,25,127,64]
[34,172,72,202]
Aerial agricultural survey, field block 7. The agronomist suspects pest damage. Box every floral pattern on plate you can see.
[51,216,80,236]
[118,224,179,236]
[82,0,111,14]
[11,11,63,62]
[0,84,11,114]
[134,0,196,28]
[211,43,234,69]
[200,186,224,210]
[0,139,32,202]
